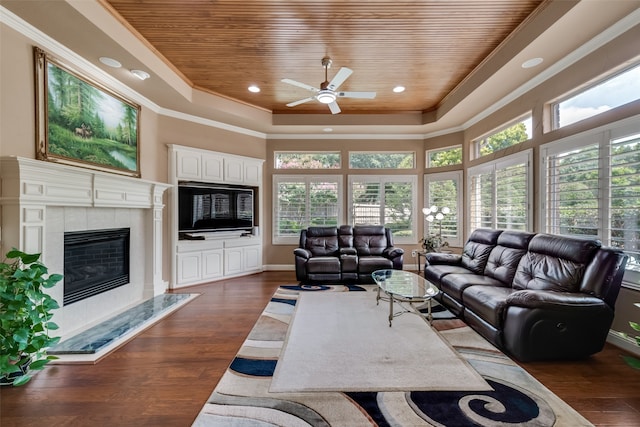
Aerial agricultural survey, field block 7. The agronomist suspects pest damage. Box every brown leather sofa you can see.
[425,228,628,362]
[294,225,404,284]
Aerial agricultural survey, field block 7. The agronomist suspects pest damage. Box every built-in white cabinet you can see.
[168,144,264,289]
[172,145,261,186]
[175,237,261,288]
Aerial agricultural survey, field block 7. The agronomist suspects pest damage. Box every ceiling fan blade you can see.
[281,78,318,93]
[328,101,341,114]
[327,67,353,91]
[286,97,315,107]
[338,91,377,99]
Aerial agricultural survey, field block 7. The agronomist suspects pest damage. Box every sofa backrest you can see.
[513,233,601,293]
[484,230,535,285]
[338,225,354,249]
[353,225,389,256]
[301,227,339,256]
[461,228,503,274]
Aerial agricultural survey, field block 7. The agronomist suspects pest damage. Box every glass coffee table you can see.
[372,269,440,327]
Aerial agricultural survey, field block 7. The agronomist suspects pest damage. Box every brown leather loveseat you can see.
[294,225,404,284]
[425,228,628,362]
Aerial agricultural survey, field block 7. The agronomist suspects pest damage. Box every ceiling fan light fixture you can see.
[316,89,336,104]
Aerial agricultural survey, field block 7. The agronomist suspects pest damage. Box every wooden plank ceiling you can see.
[103,0,545,115]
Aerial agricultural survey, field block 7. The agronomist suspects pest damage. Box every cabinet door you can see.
[202,154,224,182]
[202,249,223,280]
[243,245,261,272]
[224,158,244,183]
[243,161,261,185]
[176,151,201,180]
[224,247,244,275]
[177,252,202,285]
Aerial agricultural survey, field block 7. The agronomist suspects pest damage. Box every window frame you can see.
[273,151,341,169]
[426,145,463,168]
[472,114,532,160]
[348,151,416,169]
[550,62,640,130]
[272,174,343,245]
[347,174,418,244]
[424,170,463,247]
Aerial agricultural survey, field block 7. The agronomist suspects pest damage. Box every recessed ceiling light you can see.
[323,128,333,132]
[130,69,150,80]
[248,85,260,93]
[393,86,405,93]
[522,57,543,69]
[99,57,121,68]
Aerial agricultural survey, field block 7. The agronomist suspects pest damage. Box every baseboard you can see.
[607,330,640,357]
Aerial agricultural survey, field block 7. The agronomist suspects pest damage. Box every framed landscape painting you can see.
[34,47,141,177]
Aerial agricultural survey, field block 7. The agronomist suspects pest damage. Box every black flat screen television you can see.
[178,183,253,233]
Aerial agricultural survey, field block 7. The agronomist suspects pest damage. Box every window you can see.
[274,152,340,169]
[348,175,417,242]
[473,115,532,159]
[542,117,640,282]
[272,175,342,244]
[426,145,462,168]
[424,171,463,247]
[349,152,415,169]
[552,63,640,129]
[468,150,532,231]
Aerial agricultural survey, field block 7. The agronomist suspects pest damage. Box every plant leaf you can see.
[621,355,640,370]
[10,374,32,386]
[629,321,640,332]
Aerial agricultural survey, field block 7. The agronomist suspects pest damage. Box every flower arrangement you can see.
[421,205,450,252]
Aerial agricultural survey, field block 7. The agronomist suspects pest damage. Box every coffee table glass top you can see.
[372,269,439,299]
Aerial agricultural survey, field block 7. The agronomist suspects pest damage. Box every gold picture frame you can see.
[34,47,141,177]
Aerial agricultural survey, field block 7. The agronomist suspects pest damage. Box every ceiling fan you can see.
[282,57,376,114]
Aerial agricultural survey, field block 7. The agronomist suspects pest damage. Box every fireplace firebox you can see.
[64,228,130,305]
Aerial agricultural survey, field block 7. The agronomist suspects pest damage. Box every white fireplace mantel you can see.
[0,156,172,338]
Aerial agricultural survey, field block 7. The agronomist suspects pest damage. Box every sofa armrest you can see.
[506,289,607,310]
[383,247,404,259]
[425,252,461,265]
[340,247,357,256]
[293,248,312,260]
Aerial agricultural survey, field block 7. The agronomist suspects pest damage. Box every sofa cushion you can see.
[353,225,387,256]
[513,234,601,293]
[462,285,514,328]
[358,256,393,274]
[460,228,503,274]
[307,256,341,274]
[305,227,339,256]
[440,274,505,302]
[424,264,475,284]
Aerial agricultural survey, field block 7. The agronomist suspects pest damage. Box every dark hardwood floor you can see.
[2,271,640,426]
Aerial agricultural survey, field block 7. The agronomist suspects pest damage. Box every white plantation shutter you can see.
[348,175,417,243]
[544,142,600,237]
[468,150,532,232]
[495,163,528,230]
[425,171,463,247]
[541,120,640,281]
[273,175,342,244]
[610,134,640,268]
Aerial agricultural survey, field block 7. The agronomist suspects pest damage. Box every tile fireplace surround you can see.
[0,156,171,340]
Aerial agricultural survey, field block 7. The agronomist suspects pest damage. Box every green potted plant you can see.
[0,249,62,386]
[619,303,640,370]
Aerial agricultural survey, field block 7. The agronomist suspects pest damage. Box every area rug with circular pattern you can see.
[191,284,593,426]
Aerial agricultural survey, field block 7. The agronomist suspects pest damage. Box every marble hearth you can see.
[0,156,171,340]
